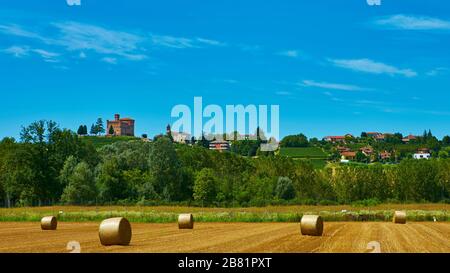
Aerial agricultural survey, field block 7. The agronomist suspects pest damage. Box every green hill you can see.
[80,136,141,149]
[280,147,328,158]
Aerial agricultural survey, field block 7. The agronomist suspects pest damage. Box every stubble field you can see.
[0,221,448,253]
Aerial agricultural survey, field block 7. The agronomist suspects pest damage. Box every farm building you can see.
[379,151,392,160]
[209,140,231,152]
[414,152,431,159]
[340,151,356,160]
[402,134,417,143]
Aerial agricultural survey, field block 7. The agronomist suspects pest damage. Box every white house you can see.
[413,153,431,159]
[172,131,191,144]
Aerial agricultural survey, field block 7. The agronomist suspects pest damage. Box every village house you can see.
[106,114,135,136]
[324,136,346,143]
[366,132,381,138]
[171,131,191,144]
[209,140,231,152]
[340,151,356,160]
[360,146,374,156]
[402,134,417,143]
[414,148,431,159]
[379,151,392,160]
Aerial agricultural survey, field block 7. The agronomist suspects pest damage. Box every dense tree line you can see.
[0,121,450,207]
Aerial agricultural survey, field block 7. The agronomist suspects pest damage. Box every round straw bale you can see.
[300,215,323,236]
[98,217,132,246]
[393,211,406,224]
[41,216,57,230]
[178,214,194,229]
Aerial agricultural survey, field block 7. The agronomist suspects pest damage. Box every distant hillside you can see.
[280,147,329,169]
[280,147,328,158]
[80,136,141,148]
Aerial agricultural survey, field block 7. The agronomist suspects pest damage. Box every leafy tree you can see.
[59,156,78,188]
[61,162,97,204]
[442,136,450,145]
[275,177,295,200]
[109,125,115,135]
[95,118,105,135]
[148,137,183,201]
[122,169,158,201]
[356,151,369,163]
[77,125,84,135]
[90,124,97,135]
[96,158,127,202]
[193,168,217,205]
[280,134,309,147]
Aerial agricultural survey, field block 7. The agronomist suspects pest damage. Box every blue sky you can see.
[1,0,450,140]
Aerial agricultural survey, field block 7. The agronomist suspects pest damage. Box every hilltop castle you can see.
[106,114,135,136]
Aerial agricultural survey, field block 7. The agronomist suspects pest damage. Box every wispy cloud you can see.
[0,21,226,64]
[2,45,29,57]
[275,91,292,96]
[32,49,59,60]
[0,24,50,42]
[150,34,225,49]
[373,14,450,30]
[329,58,417,77]
[2,45,59,62]
[277,50,299,58]
[301,80,366,91]
[427,67,448,77]
[52,21,147,61]
[101,57,117,64]
[196,38,226,47]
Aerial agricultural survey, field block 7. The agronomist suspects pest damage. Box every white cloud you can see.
[52,21,147,61]
[101,57,117,64]
[275,91,292,96]
[2,45,59,62]
[301,80,366,91]
[150,34,225,49]
[329,58,417,77]
[32,49,59,59]
[196,38,226,47]
[427,67,448,77]
[0,24,49,42]
[0,21,226,64]
[151,34,195,49]
[277,50,299,58]
[2,45,29,57]
[373,14,450,30]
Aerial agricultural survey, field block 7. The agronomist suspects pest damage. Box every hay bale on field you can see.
[178,214,194,229]
[393,211,406,224]
[99,217,132,246]
[41,216,57,230]
[300,215,323,236]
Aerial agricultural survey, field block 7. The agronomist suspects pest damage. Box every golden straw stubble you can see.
[300,215,323,236]
[98,217,132,246]
[41,216,57,230]
[393,211,407,224]
[178,214,194,229]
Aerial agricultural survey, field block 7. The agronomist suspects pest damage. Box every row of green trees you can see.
[0,121,449,207]
[77,118,105,136]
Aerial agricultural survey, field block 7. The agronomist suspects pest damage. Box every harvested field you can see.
[0,222,448,253]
